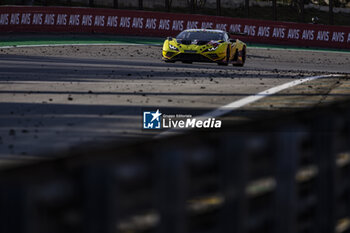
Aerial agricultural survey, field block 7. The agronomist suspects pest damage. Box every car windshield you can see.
[176,31,224,41]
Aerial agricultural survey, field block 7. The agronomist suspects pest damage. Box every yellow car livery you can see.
[162,29,247,66]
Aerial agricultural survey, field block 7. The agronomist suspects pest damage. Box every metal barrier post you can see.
[82,166,118,233]
[0,183,35,233]
[346,109,350,220]
[165,0,171,12]
[139,0,143,10]
[314,115,336,233]
[216,0,221,16]
[329,0,334,25]
[155,148,187,233]
[245,0,250,17]
[272,0,277,20]
[113,0,118,8]
[300,0,305,22]
[274,130,299,233]
[220,134,247,233]
[190,0,196,13]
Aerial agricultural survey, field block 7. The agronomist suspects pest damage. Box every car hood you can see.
[175,39,223,46]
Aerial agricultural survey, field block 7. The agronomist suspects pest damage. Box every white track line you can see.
[156,74,343,138]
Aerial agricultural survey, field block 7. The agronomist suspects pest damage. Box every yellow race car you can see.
[162,29,246,66]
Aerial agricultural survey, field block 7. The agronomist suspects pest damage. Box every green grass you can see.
[0,35,164,47]
[247,42,350,53]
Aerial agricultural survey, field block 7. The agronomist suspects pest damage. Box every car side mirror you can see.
[167,37,174,41]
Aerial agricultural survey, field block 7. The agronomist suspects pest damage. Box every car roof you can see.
[182,29,226,33]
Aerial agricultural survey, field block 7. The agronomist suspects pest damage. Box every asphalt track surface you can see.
[0,43,350,158]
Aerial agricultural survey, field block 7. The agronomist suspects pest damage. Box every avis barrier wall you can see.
[1,6,350,49]
[1,98,350,233]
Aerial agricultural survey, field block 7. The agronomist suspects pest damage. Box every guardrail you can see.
[10,0,349,25]
[1,98,350,233]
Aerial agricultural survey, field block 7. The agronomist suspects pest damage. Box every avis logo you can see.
[143,109,162,129]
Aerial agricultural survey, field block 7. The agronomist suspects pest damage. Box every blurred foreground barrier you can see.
[1,100,350,233]
[0,6,350,49]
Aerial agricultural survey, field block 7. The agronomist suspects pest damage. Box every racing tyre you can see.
[164,60,175,63]
[233,47,246,67]
[217,62,228,66]
[217,47,230,66]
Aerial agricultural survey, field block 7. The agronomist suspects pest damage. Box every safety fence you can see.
[0,6,350,49]
[1,98,350,233]
[3,0,350,25]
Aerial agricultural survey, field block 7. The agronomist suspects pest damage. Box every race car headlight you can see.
[169,44,179,51]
